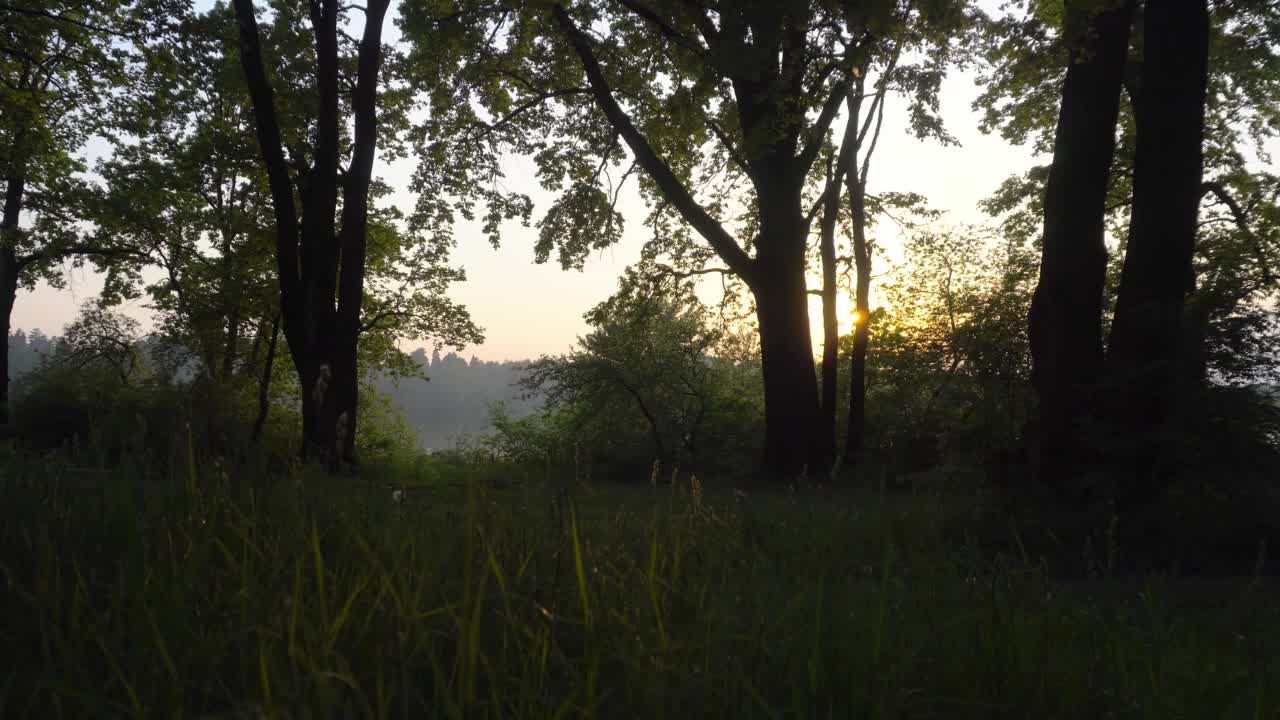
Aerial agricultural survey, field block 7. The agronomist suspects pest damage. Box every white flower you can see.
[392,489,404,503]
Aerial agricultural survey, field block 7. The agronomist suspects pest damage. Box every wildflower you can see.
[392,489,403,503]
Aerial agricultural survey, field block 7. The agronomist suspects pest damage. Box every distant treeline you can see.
[8,331,539,451]
[376,349,541,450]
[7,330,54,380]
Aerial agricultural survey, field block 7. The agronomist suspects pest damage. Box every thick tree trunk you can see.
[1105,0,1209,506]
[331,0,389,464]
[1,175,24,427]
[755,281,824,480]
[754,184,826,480]
[1029,0,1134,497]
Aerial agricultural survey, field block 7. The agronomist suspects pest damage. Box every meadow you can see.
[1,440,1275,719]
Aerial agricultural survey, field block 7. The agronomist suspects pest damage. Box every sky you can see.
[10,6,1049,362]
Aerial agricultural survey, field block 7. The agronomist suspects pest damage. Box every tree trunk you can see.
[1,175,24,427]
[754,281,824,480]
[754,183,826,480]
[1105,0,1209,507]
[1029,0,1134,497]
[840,71,881,467]
[0,256,16,427]
[845,174,872,460]
[331,0,389,464]
[818,158,840,463]
[251,313,280,444]
[220,304,241,380]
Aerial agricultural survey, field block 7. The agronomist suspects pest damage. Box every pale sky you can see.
[12,6,1048,361]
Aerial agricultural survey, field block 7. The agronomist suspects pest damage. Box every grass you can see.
[0,442,1277,718]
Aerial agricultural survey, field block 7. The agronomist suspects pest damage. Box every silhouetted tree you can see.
[232,0,392,466]
[1027,0,1134,495]
[1104,0,1210,507]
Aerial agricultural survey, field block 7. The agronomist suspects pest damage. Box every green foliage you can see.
[10,334,296,465]
[402,0,975,288]
[355,375,419,460]
[506,282,762,478]
[854,226,1038,472]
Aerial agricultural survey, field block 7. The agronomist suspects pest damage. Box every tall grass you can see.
[0,444,1276,718]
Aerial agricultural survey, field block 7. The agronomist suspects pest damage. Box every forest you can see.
[1,0,1278,716]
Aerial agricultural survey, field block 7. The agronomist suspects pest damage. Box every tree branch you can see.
[233,0,301,320]
[611,0,706,56]
[473,87,590,136]
[1201,180,1278,288]
[0,3,133,39]
[650,262,735,280]
[708,120,751,175]
[359,308,408,334]
[15,244,149,272]
[796,39,860,174]
[679,0,718,45]
[552,4,755,283]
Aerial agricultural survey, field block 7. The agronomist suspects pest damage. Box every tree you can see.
[869,226,1037,470]
[976,0,1278,502]
[413,0,970,478]
[0,0,157,424]
[53,303,144,383]
[812,33,905,467]
[1025,0,1135,495]
[233,0,467,467]
[1103,0,1210,506]
[516,274,761,476]
[95,4,278,384]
